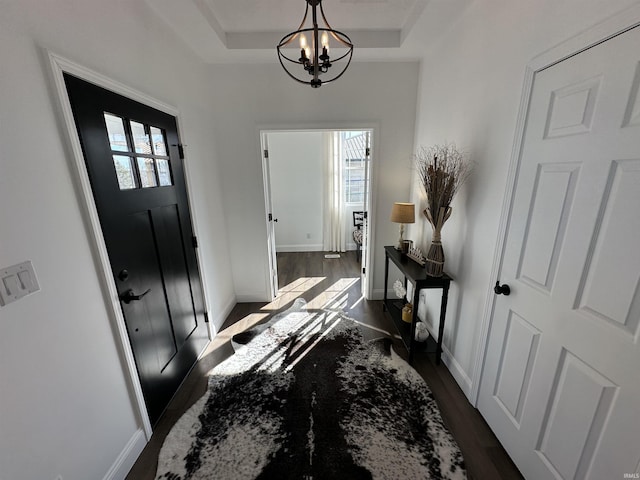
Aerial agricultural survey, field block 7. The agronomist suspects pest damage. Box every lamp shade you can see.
[390,202,415,224]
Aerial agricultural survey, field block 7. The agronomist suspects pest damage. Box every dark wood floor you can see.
[127,251,523,480]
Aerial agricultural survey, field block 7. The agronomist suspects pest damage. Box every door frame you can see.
[258,125,379,301]
[471,4,640,405]
[47,51,213,438]
[260,133,279,298]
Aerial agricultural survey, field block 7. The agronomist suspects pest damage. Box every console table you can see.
[383,245,452,365]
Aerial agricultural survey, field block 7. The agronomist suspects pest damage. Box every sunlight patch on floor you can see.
[208,275,365,374]
[260,277,326,311]
[305,277,358,310]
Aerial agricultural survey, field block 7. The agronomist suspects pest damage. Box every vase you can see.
[401,303,413,323]
[425,231,445,277]
[424,206,451,277]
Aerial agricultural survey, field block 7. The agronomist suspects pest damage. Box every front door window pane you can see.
[131,121,152,154]
[104,114,129,152]
[137,157,157,187]
[113,155,136,189]
[150,126,167,155]
[157,159,172,186]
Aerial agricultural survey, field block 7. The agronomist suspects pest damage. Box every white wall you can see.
[408,0,640,397]
[0,1,234,479]
[268,131,325,252]
[210,62,420,301]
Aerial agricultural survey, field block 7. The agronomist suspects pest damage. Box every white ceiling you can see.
[145,0,472,63]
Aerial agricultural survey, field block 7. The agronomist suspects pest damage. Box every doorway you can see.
[64,74,210,426]
[261,129,373,299]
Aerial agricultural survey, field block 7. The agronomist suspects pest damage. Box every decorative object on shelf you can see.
[393,279,406,299]
[416,143,472,277]
[401,303,413,323]
[406,245,426,266]
[393,280,413,323]
[400,239,413,254]
[390,202,415,251]
[414,321,430,342]
[276,0,354,88]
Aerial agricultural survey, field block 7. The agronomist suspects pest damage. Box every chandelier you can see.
[277,0,354,88]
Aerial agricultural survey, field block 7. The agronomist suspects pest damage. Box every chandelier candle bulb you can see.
[322,32,329,49]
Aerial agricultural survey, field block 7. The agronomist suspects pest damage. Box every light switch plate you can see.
[0,260,40,306]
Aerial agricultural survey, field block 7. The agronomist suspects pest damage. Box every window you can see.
[104,113,173,190]
[341,131,368,204]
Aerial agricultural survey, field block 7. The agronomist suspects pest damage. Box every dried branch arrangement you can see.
[416,143,472,226]
[415,143,472,276]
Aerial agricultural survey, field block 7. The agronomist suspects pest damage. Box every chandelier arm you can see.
[296,2,310,33]
[329,30,353,48]
[278,54,319,85]
[315,27,353,53]
[317,50,353,84]
[325,48,352,63]
[277,27,316,48]
[278,50,304,65]
[318,1,334,31]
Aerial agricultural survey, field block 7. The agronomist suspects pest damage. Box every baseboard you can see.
[210,295,237,333]
[441,345,473,400]
[102,428,147,480]
[236,293,270,302]
[370,288,394,301]
[276,244,323,252]
[275,245,359,253]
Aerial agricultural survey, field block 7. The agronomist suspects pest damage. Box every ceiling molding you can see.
[144,0,461,63]
[226,29,402,50]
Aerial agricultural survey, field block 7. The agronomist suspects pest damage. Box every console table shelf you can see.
[383,246,452,365]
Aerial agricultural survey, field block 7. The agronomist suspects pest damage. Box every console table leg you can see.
[436,285,450,365]
[383,255,389,311]
[408,286,420,365]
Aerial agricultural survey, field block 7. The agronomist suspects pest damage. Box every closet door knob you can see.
[494,281,511,296]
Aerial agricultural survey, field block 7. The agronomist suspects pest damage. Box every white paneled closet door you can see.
[478,25,640,480]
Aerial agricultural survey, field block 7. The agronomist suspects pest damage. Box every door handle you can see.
[494,281,511,296]
[119,288,151,304]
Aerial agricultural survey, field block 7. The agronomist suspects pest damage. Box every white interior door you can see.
[478,26,640,480]
[261,133,279,298]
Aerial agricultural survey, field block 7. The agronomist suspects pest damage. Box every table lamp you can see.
[390,202,415,250]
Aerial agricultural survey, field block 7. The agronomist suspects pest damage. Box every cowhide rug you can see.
[156,299,466,480]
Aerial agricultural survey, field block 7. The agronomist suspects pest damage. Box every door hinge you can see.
[171,143,185,159]
[192,235,198,248]
[362,267,366,274]
[365,147,370,157]
[173,144,184,159]
[264,149,269,159]
[203,311,209,323]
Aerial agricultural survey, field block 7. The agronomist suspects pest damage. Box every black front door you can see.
[64,74,209,426]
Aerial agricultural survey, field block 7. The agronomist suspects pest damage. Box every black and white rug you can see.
[156,299,466,479]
